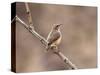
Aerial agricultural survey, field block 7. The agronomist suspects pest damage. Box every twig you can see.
[25,3,34,29]
[54,51,77,69]
[11,16,16,23]
[12,15,48,47]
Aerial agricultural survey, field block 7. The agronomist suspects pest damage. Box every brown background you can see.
[16,2,97,72]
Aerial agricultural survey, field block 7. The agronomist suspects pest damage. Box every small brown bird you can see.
[46,24,62,51]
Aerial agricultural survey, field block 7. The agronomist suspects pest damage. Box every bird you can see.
[46,24,62,51]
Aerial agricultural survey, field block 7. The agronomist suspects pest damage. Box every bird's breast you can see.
[55,35,62,45]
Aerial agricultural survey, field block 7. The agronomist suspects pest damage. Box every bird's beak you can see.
[53,24,63,29]
[57,24,62,27]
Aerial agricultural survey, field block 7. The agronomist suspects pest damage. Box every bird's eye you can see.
[56,25,60,27]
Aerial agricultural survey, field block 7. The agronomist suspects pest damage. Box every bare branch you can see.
[25,3,34,29]
[54,51,77,69]
[11,16,16,23]
[16,15,28,28]
[13,15,48,47]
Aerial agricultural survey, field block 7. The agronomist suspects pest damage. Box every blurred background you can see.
[16,2,97,72]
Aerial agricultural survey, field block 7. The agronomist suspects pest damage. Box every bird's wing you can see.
[47,28,53,41]
[48,31,60,45]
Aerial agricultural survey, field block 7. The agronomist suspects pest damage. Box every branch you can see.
[12,15,48,47]
[54,51,77,69]
[25,3,34,29]
[11,16,16,23]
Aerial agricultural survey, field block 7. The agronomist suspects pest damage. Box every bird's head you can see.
[53,24,62,30]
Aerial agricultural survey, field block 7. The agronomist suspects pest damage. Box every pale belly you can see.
[52,36,62,46]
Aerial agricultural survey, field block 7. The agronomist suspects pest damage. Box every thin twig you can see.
[25,3,34,29]
[11,16,16,23]
[13,15,48,47]
[54,51,77,69]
